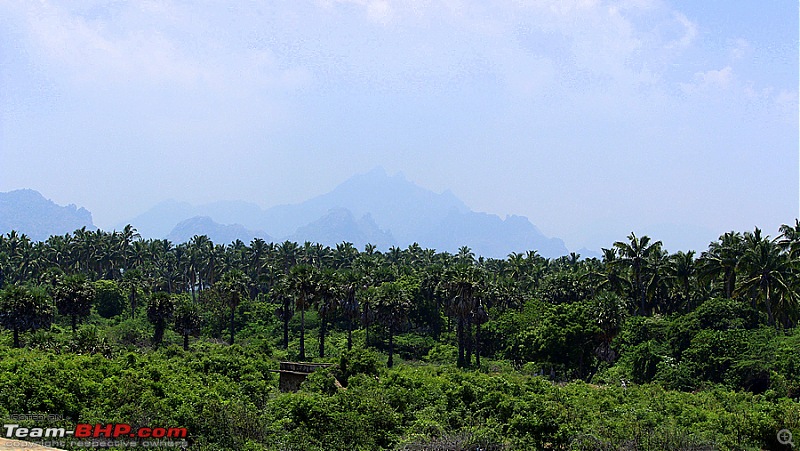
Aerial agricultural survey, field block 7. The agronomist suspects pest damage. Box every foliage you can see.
[146,292,175,347]
[0,284,53,347]
[53,273,95,332]
[0,224,799,449]
[93,279,126,318]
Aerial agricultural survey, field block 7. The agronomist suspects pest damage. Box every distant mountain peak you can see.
[366,166,388,176]
[290,207,395,250]
[0,189,95,241]
[166,216,272,244]
[125,168,570,258]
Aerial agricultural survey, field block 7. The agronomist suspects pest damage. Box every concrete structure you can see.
[270,362,335,392]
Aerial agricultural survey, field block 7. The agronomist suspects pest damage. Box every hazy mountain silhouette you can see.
[288,208,396,250]
[262,167,470,241]
[0,189,95,241]
[121,199,265,239]
[125,167,569,258]
[419,210,568,258]
[166,216,272,245]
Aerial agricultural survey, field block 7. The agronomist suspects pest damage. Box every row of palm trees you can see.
[1,221,798,361]
[602,225,799,326]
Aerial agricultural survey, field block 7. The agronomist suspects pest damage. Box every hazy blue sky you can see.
[1,0,797,252]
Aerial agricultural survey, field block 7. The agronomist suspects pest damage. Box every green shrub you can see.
[93,280,126,319]
[424,343,458,363]
[337,347,382,386]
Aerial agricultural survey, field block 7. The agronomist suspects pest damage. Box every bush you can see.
[94,280,126,318]
[337,347,381,387]
[424,343,458,364]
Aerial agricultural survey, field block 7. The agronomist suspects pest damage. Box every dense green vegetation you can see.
[0,223,799,450]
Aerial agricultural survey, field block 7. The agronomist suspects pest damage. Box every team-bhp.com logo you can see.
[4,423,187,439]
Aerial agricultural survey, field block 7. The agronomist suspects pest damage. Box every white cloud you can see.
[666,12,697,49]
[774,89,799,123]
[17,1,197,85]
[13,1,309,95]
[680,66,734,93]
[729,38,751,60]
[317,0,395,24]
[366,0,393,24]
[698,66,733,88]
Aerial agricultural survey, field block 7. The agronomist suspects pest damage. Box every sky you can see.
[1,0,797,253]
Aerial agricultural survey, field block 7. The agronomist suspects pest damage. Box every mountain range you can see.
[1,168,571,258]
[0,189,96,241]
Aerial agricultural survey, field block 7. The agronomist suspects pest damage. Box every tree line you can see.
[0,221,798,369]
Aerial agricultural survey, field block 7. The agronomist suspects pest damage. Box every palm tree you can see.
[584,248,629,296]
[150,239,176,293]
[386,246,404,266]
[472,300,489,368]
[146,292,175,347]
[363,243,378,256]
[270,275,294,349]
[669,250,696,310]
[53,274,95,332]
[173,294,200,350]
[289,264,318,361]
[338,269,361,350]
[215,269,250,345]
[593,291,627,363]
[613,233,662,316]
[0,284,53,348]
[278,241,300,274]
[778,220,800,258]
[333,242,359,269]
[315,269,340,358]
[120,268,143,318]
[456,246,475,265]
[700,231,744,299]
[645,247,671,313]
[247,238,269,296]
[188,235,213,291]
[440,265,482,367]
[404,243,427,267]
[374,279,414,367]
[737,233,793,326]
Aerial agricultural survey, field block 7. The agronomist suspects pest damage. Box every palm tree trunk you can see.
[299,305,306,361]
[130,289,136,319]
[683,281,691,307]
[347,321,353,351]
[638,273,646,316]
[475,323,482,368]
[71,315,77,333]
[764,284,775,326]
[456,319,465,368]
[319,314,326,358]
[154,323,164,346]
[13,328,19,348]
[282,313,290,349]
[183,331,189,351]
[465,320,473,367]
[229,306,235,345]
[387,323,394,368]
[724,269,734,299]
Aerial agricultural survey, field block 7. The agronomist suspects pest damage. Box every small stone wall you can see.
[270,362,334,392]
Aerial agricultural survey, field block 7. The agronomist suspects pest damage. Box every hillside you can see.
[0,189,95,241]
